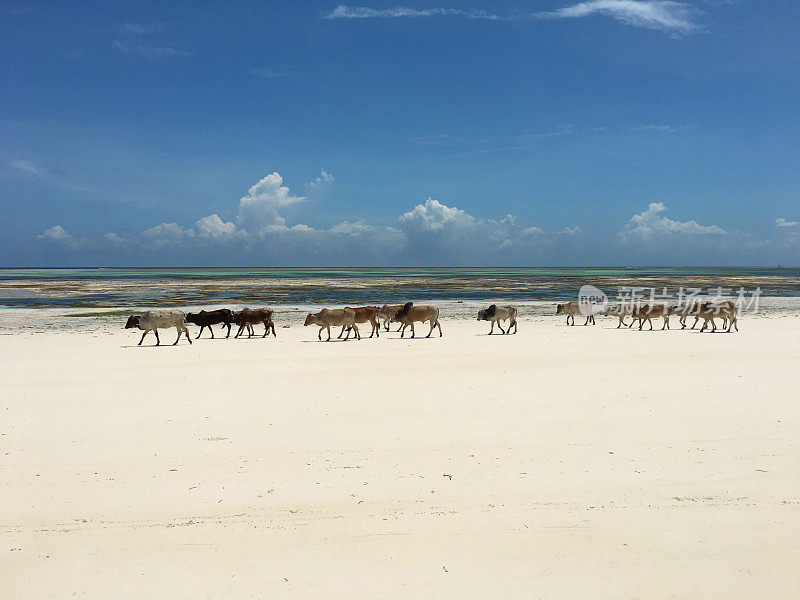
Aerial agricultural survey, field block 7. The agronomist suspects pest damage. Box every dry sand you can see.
[2,304,799,598]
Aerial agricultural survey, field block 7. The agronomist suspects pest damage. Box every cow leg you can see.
[326,326,332,341]
[225,323,231,338]
[400,324,405,338]
[437,320,442,337]
[488,322,494,335]
[691,316,700,330]
[511,320,517,334]
[138,330,149,345]
[154,330,160,345]
[426,320,434,338]
[183,325,192,344]
[343,325,351,341]
[174,325,182,345]
[498,322,506,334]
[263,321,268,338]
[318,327,323,341]
[209,325,215,339]
[354,324,360,340]
[338,325,346,339]
[195,325,204,339]
[410,322,415,338]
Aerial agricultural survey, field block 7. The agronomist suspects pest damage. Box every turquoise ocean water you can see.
[1,267,798,308]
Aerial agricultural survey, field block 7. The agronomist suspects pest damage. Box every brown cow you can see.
[233,307,276,338]
[697,300,738,332]
[628,303,670,331]
[338,306,381,339]
[304,308,359,341]
[556,301,596,326]
[394,302,442,338]
[378,304,404,332]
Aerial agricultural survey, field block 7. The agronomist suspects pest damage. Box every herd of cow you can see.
[122,299,736,346]
[556,299,739,332]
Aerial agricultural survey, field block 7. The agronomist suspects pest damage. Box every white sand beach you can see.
[2,304,800,599]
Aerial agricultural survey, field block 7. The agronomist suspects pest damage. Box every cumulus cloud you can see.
[195,214,238,239]
[104,232,128,245]
[396,197,579,262]
[775,218,798,228]
[141,222,193,249]
[535,1,699,33]
[63,171,589,265]
[399,198,477,233]
[236,172,305,231]
[38,225,80,249]
[619,202,725,243]
[324,5,504,20]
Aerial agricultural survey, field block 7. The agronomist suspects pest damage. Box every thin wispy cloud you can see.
[416,127,575,155]
[113,22,188,59]
[635,124,676,133]
[10,160,40,175]
[535,1,700,33]
[324,5,506,20]
[775,218,798,228]
[251,67,292,78]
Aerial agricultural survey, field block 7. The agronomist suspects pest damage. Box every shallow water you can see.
[1,267,798,308]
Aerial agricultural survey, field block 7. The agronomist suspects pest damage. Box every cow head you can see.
[124,315,140,329]
[303,313,317,326]
[185,313,198,324]
[556,304,565,315]
[395,302,413,320]
[477,304,497,321]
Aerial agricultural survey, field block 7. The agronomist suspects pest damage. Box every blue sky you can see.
[2,1,799,266]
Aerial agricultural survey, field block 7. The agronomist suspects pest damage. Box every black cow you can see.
[185,309,234,339]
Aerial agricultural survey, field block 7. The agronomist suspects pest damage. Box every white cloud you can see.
[38,225,80,249]
[307,169,335,192]
[66,172,587,264]
[104,232,128,245]
[560,226,584,236]
[619,202,725,242]
[775,218,798,228]
[195,214,238,239]
[236,172,305,232]
[10,160,40,175]
[399,197,477,232]
[113,21,188,59]
[324,5,504,20]
[141,222,193,249]
[535,1,698,33]
[636,124,676,133]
